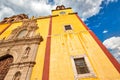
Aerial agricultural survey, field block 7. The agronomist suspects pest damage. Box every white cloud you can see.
[0,0,55,20]
[0,4,15,20]
[54,0,103,20]
[103,30,108,33]
[30,1,54,16]
[103,36,120,63]
[0,0,118,20]
[105,0,118,5]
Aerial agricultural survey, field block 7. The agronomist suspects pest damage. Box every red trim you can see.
[76,14,120,73]
[0,23,11,35]
[42,16,52,80]
[76,15,89,30]
[90,31,120,73]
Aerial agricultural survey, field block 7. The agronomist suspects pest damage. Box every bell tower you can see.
[31,5,120,80]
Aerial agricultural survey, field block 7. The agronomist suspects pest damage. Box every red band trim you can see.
[42,16,52,80]
[0,23,11,35]
[76,14,120,73]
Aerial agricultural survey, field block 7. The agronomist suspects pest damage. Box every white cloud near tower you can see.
[103,37,120,63]
[0,0,118,20]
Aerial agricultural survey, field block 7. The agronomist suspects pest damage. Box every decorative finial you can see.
[56,5,65,10]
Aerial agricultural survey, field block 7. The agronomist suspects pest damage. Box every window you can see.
[74,58,89,74]
[22,47,31,58]
[12,71,21,80]
[17,29,27,38]
[71,55,96,78]
[25,47,30,56]
[60,11,66,15]
[64,25,72,30]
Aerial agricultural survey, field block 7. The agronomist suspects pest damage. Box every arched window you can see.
[23,47,31,58]
[25,47,30,56]
[12,71,21,80]
[17,29,27,38]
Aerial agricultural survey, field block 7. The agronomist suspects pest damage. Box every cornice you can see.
[10,61,36,68]
[0,34,43,48]
[68,12,78,15]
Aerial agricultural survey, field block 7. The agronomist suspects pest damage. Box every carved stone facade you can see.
[0,19,43,80]
[0,14,28,24]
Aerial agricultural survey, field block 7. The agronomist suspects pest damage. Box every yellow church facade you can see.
[0,5,120,80]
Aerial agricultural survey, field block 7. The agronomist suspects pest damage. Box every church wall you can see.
[30,18,50,80]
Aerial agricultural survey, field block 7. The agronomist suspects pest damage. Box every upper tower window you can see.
[60,11,66,15]
[17,29,27,38]
[64,25,72,30]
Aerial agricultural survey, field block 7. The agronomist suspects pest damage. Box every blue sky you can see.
[85,0,120,42]
[0,0,120,62]
[85,0,120,63]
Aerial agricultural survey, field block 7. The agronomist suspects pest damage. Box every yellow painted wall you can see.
[0,22,22,39]
[30,18,50,80]
[0,23,10,33]
[49,9,120,80]
[30,8,120,80]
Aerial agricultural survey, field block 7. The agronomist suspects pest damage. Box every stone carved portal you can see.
[0,55,13,80]
[0,18,43,80]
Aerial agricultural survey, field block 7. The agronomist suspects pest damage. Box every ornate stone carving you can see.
[22,19,38,31]
[0,34,43,48]
[0,18,43,80]
[0,14,28,24]
[9,19,39,40]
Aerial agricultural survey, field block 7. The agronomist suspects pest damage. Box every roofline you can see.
[52,7,72,11]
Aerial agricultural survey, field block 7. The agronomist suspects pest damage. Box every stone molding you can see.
[10,61,36,68]
[0,34,43,48]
